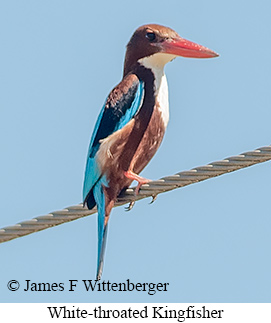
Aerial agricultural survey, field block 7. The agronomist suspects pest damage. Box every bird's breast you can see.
[130,103,166,174]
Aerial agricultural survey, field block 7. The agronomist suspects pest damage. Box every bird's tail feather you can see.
[96,223,108,280]
[93,178,112,280]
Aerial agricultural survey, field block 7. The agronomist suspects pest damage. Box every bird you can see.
[83,23,218,280]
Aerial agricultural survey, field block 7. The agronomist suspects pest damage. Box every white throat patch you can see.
[138,53,175,127]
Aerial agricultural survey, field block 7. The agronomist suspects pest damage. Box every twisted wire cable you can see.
[0,145,270,244]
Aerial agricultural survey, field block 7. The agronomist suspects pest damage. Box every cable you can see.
[0,145,270,244]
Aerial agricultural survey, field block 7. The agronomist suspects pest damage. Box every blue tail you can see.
[93,179,109,280]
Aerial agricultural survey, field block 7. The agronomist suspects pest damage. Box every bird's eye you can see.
[146,32,156,42]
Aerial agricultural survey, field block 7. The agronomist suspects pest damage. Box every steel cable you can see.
[0,145,270,243]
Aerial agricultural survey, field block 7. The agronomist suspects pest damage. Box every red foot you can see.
[124,170,150,195]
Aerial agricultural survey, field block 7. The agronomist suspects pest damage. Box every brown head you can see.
[124,24,218,76]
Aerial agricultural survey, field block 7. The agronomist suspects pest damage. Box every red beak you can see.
[162,37,219,59]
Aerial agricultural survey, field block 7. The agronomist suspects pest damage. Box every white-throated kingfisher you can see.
[83,24,218,280]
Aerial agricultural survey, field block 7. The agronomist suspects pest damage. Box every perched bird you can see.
[83,24,218,280]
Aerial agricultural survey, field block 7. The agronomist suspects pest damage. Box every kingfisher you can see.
[83,24,218,280]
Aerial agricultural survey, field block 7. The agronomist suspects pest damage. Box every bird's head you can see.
[124,24,218,76]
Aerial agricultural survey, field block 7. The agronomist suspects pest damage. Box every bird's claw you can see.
[125,200,135,212]
[149,194,158,204]
[125,194,157,211]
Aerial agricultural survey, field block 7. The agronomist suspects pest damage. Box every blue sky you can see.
[1,0,271,302]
